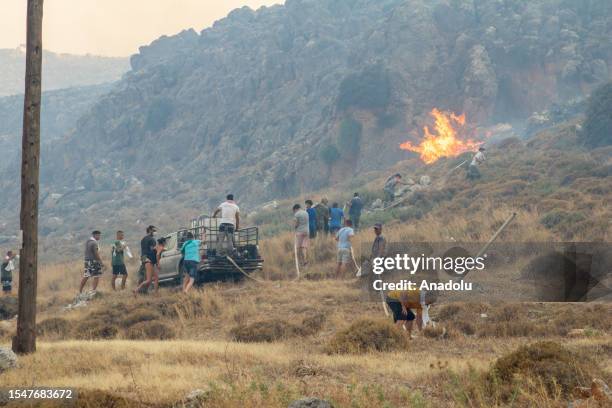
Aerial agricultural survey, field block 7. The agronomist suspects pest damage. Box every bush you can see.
[37,317,73,338]
[582,82,612,147]
[75,320,119,340]
[337,65,391,110]
[125,321,176,340]
[230,319,295,342]
[120,308,161,328]
[145,97,174,131]
[338,117,362,155]
[540,210,585,229]
[0,297,17,320]
[319,143,340,165]
[231,315,326,343]
[489,341,597,398]
[326,319,408,354]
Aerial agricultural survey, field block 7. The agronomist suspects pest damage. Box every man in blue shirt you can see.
[329,202,344,235]
[335,219,355,278]
[180,231,201,293]
[348,193,363,231]
[305,199,318,239]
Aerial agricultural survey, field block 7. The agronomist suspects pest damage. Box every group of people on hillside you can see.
[79,194,241,296]
[292,193,364,268]
[292,192,387,278]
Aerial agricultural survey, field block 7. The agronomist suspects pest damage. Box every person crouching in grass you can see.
[181,232,201,293]
[385,289,436,339]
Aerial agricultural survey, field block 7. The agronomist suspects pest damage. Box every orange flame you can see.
[400,108,481,164]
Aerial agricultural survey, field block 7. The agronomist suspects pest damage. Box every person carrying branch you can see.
[467,147,486,180]
[385,289,436,339]
[383,173,409,203]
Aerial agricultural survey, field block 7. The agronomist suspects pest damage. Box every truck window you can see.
[164,234,177,251]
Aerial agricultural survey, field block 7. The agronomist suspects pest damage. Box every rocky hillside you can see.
[0,48,128,96]
[1,0,611,255]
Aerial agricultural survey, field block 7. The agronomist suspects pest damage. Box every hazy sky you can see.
[2,0,283,57]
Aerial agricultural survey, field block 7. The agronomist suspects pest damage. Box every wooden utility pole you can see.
[13,0,44,355]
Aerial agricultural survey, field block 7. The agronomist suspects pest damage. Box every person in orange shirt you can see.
[385,289,436,338]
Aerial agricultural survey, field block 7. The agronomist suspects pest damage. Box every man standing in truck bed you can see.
[213,194,240,254]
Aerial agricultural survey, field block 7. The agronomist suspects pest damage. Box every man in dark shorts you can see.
[385,289,436,339]
[79,231,104,294]
[1,251,16,295]
[134,225,157,296]
[111,230,129,290]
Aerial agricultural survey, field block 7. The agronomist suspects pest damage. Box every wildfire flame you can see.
[400,108,482,164]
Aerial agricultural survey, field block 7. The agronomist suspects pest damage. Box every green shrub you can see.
[337,65,391,110]
[582,81,612,147]
[540,210,585,229]
[145,97,174,131]
[319,143,340,165]
[338,117,362,155]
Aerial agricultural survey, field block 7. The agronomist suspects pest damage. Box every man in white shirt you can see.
[467,147,486,180]
[213,194,240,254]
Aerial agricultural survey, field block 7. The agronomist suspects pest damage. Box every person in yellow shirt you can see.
[385,289,436,338]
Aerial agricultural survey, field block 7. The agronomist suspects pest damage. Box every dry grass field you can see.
[1,125,611,407]
[1,215,611,407]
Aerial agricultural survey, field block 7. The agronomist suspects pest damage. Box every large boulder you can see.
[0,347,17,372]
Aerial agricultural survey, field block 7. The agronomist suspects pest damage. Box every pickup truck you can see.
[156,215,263,284]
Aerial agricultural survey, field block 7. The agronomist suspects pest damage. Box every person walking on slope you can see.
[467,147,486,180]
[111,230,131,290]
[181,231,201,293]
[1,251,16,296]
[383,173,409,203]
[335,219,355,278]
[213,194,240,254]
[314,198,330,235]
[305,199,317,239]
[328,202,344,235]
[347,193,363,231]
[134,225,157,296]
[293,204,310,266]
[80,231,104,294]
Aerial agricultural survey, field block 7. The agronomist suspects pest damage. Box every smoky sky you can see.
[1,0,283,57]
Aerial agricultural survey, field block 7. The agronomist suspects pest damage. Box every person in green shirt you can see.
[111,230,129,290]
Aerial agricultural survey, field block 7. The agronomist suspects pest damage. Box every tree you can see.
[319,143,340,165]
[337,65,391,111]
[582,82,612,148]
[13,0,44,355]
[338,117,363,155]
[145,97,174,131]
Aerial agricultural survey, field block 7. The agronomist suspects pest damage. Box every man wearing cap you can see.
[467,147,486,180]
[371,223,387,259]
[134,225,157,296]
[79,230,104,294]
